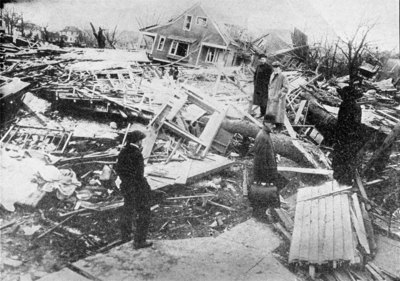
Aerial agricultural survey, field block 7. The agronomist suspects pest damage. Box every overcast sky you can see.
[4,0,399,52]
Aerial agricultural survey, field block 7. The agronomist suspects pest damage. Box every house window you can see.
[157,36,166,50]
[196,17,207,26]
[205,48,219,63]
[183,15,192,31]
[169,41,189,57]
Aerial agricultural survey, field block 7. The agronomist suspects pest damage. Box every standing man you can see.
[252,114,279,184]
[267,61,289,132]
[332,86,363,185]
[115,130,153,249]
[253,54,273,118]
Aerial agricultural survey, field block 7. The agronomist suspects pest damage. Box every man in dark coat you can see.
[252,114,279,184]
[253,54,273,118]
[332,86,363,185]
[115,130,153,249]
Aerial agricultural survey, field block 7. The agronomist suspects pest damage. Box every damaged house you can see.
[139,2,241,67]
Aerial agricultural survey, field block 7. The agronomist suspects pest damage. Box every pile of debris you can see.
[1,36,400,281]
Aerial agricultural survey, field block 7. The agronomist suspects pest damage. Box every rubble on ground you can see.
[1,37,400,281]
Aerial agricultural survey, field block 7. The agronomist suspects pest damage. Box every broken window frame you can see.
[183,15,193,31]
[205,47,219,63]
[196,16,207,26]
[157,36,166,51]
[169,40,189,57]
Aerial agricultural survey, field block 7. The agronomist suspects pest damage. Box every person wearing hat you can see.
[115,130,153,249]
[252,114,279,185]
[266,61,289,132]
[253,54,273,118]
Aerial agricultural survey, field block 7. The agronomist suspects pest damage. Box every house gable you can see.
[145,4,228,47]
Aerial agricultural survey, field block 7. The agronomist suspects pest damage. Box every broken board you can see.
[146,153,234,190]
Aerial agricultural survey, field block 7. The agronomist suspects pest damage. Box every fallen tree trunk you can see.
[298,91,378,145]
[220,119,331,169]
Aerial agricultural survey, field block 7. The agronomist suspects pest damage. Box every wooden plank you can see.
[294,100,307,124]
[288,189,305,262]
[354,170,369,200]
[308,186,321,263]
[164,121,207,146]
[341,194,355,262]
[274,208,294,232]
[174,159,192,185]
[284,115,297,138]
[298,187,313,260]
[277,166,333,175]
[317,192,326,264]
[352,193,370,254]
[166,95,187,121]
[361,202,377,252]
[350,207,370,256]
[332,184,344,260]
[142,126,158,164]
[199,108,227,157]
[273,222,292,241]
[323,183,334,262]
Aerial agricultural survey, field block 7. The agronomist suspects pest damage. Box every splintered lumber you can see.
[207,200,236,211]
[36,215,76,240]
[274,208,294,232]
[354,170,369,200]
[362,121,400,175]
[166,194,216,200]
[273,222,292,241]
[174,159,192,185]
[351,194,370,254]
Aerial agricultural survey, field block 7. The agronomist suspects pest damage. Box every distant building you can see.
[140,2,241,67]
[59,26,81,45]
[23,22,44,41]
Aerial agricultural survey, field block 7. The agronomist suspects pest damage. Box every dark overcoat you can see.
[253,63,273,106]
[115,144,151,204]
[252,126,278,183]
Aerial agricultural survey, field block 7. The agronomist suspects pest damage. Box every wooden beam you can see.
[277,166,333,175]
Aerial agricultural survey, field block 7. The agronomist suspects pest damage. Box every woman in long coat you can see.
[266,62,289,129]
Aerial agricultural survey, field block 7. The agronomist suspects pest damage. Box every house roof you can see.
[141,2,237,47]
[60,26,81,33]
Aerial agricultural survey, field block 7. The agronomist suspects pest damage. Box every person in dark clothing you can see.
[172,66,179,81]
[252,114,278,184]
[332,86,363,185]
[253,54,273,118]
[115,130,153,249]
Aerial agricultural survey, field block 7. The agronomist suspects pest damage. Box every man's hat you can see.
[272,61,282,67]
[259,53,267,59]
[126,130,146,144]
[264,114,276,124]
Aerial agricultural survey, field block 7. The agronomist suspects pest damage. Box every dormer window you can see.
[196,17,207,26]
[183,15,192,31]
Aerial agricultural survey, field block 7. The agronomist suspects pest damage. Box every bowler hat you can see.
[126,130,146,144]
[272,61,282,67]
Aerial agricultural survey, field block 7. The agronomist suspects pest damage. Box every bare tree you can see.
[90,22,106,48]
[104,25,119,49]
[3,7,21,34]
[337,23,376,87]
